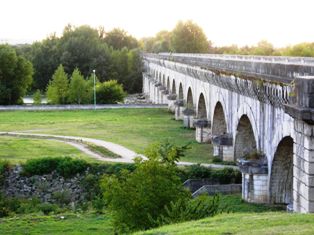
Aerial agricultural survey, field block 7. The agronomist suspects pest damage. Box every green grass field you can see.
[0,109,212,163]
[0,136,93,163]
[0,213,113,235]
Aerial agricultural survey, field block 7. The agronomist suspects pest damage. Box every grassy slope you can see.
[0,136,94,163]
[0,109,212,163]
[134,212,314,235]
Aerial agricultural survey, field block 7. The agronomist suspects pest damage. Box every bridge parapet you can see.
[144,53,314,123]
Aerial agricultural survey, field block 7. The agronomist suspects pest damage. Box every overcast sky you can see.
[1,0,313,47]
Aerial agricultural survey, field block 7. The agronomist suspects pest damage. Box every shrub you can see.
[33,89,42,105]
[92,197,105,214]
[96,80,126,104]
[153,194,220,226]
[22,157,89,178]
[0,160,10,186]
[52,190,71,207]
[102,143,191,233]
[38,203,58,215]
[212,167,242,184]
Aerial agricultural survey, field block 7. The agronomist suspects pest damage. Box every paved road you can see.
[0,132,238,169]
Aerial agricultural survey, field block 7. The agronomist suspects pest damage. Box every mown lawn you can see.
[0,109,212,163]
[0,136,93,163]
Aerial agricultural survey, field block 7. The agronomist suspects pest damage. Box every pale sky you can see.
[1,0,313,47]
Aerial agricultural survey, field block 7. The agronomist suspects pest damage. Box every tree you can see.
[33,89,42,105]
[68,68,87,104]
[102,143,190,233]
[96,80,126,104]
[104,28,138,50]
[0,45,33,105]
[46,65,69,104]
[171,20,209,53]
[126,49,143,93]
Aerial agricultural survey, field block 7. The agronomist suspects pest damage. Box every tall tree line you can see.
[16,25,142,93]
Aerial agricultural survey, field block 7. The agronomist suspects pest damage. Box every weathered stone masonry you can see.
[142,53,314,213]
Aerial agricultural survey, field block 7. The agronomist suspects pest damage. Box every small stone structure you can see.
[192,184,242,198]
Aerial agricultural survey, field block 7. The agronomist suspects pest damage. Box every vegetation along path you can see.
[0,131,234,169]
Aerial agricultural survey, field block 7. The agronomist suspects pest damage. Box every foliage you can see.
[0,160,10,186]
[22,157,89,178]
[68,68,88,104]
[46,65,69,104]
[179,164,241,184]
[102,143,190,233]
[33,89,42,105]
[38,203,59,215]
[52,190,71,207]
[96,80,126,104]
[153,194,220,226]
[145,140,190,164]
[171,20,209,53]
[104,28,138,50]
[92,197,106,214]
[0,44,33,105]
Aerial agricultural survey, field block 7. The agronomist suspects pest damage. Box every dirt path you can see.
[0,131,237,169]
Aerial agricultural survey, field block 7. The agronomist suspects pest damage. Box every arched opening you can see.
[167,77,170,91]
[197,93,207,119]
[270,136,293,204]
[212,102,227,136]
[172,80,176,94]
[178,83,183,99]
[186,87,193,109]
[234,115,257,160]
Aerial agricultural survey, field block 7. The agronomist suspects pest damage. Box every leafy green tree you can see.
[104,28,138,50]
[0,45,33,105]
[46,65,69,104]
[30,35,60,90]
[171,20,209,53]
[96,80,126,104]
[102,143,190,233]
[59,25,112,81]
[33,89,42,105]
[126,49,143,93]
[68,68,87,104]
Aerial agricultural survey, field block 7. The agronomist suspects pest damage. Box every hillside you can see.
[134,212,314,235]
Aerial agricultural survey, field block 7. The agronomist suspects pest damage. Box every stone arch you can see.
[172,80,176,94]
[186,87,193,109]
[234,115,257,160]
[167,77,170,91]
[212,102,227,136]
[178,83,184,99]
[197,93,207,119]
[269,136,293,204]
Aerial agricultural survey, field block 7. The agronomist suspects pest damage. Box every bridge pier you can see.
[194,119,211,143]
[183,108,195,129]
[212,134,234,161]
[174,100,185,120]
[293,120,314,213]
[167,94,177,113]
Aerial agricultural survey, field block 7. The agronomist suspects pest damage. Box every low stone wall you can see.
[183,179,216,193]
[2,166,87,204]
[192,184,242,198]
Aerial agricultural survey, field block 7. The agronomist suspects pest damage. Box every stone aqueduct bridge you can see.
[142,53,314,213]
